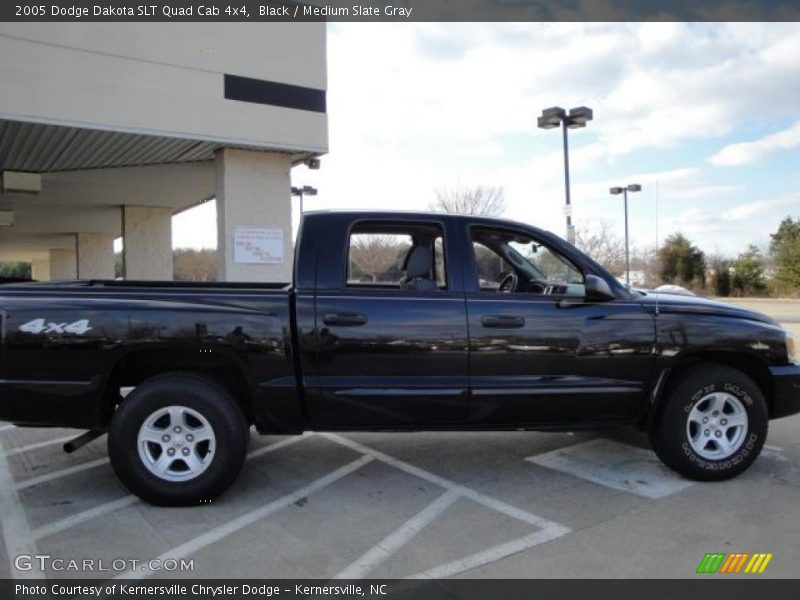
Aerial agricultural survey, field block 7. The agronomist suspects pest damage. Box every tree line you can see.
[589,217,800,298]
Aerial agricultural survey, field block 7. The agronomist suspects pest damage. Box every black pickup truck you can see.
[1,211,799,505]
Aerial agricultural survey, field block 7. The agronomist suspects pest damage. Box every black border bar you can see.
[4,0,800,22]
[4,579,800,600]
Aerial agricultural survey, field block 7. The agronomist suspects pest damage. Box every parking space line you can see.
[0,438,43,578]
[114,454,375,580]
[14,458,109,491]
[31,495,139,541]
[247,433,312,459]
[31,435,312,541]
[407,526,569,579]
[4,435,76,457]
[323,433,569,530]
[333,489,461,580]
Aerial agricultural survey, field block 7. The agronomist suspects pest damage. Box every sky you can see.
[173,22,800,258]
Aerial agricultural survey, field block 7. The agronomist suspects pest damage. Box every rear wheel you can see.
[108,373,249,506]
[650,364,768,481]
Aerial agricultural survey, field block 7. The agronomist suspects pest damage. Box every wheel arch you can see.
[100,347,256,425]
[644,350,774,431]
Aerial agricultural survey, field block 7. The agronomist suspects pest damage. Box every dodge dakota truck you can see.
[1,211,799,505]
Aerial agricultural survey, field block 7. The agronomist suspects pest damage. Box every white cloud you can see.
[709,121,800,166]
[722,194,800,222]
[568,167,738,207]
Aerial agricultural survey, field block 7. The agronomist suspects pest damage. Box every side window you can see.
[348,233,411,285]
[471,228,584,296]
[473,241,513,290]
[347,223,447,290]
[508,240,584,286]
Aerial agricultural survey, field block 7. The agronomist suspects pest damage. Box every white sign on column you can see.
[233,228,284,264]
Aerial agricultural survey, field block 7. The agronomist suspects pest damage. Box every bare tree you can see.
[430,185,507,217]
[349,235,403,282]
[174,248,217,281]
[574,221,626,274]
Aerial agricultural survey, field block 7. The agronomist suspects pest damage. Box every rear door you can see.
[465,224,655,426]
[305,217,470,428]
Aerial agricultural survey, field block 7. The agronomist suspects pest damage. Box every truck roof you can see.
[301,209,553,237]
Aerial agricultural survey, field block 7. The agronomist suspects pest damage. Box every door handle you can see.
[323,312,368,327]
[481,315,525,329]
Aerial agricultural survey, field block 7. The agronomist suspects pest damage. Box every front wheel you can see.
[650,364,768,481]
[108,373,249,506]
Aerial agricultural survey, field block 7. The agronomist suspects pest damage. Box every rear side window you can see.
[348,233,412,285]
[347,222,447,290]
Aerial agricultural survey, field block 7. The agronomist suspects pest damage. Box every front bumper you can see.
[769,365,800,419]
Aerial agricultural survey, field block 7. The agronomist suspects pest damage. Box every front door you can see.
[308,219,469,428]
[465,225,655,426]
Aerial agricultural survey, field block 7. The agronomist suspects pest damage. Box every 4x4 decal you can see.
[18,318,93,335]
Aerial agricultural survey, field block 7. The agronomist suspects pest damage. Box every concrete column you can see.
[49,248,77,280]
[31,258,51,282]
[123,206,173,280]
[215,149,293,282]
[77,233,115,279]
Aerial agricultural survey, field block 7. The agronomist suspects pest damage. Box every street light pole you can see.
[610,184,642,288]
[561,119,572,240]
[538,106,593,244]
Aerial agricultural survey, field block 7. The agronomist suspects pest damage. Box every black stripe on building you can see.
[224,74,326,113]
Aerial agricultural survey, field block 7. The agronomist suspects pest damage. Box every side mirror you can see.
[585,274,615,301]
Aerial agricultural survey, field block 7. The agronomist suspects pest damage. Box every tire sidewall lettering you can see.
[681,379,757,472]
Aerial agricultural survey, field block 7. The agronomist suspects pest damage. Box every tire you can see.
[108,373,249,506]
[650,364,768,481]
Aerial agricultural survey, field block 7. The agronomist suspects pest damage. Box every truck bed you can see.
[0,279,298,431]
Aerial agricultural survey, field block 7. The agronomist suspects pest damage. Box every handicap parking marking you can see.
[407,526,568,580]
[334,489,462,580]
[114,454,375,580]
[324,434,571,579]
[116,433,571,581]
[526,438,694,499]
[324,433,569,530]
[9,430,572,581]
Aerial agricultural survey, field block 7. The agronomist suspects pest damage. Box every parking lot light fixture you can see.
[538,106,593,243]
[609,183,642,288]
[567,106,594,128]
[291,185,318,214]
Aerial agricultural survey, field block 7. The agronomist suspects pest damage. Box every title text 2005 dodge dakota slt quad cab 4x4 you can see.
[1,211,799,505]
